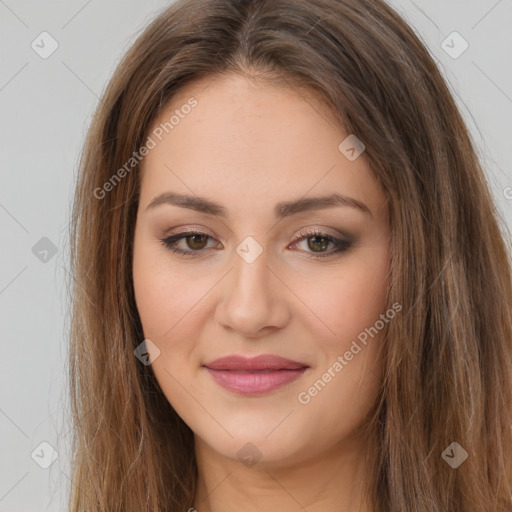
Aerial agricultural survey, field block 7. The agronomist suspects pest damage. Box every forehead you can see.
[149,73,344,153]
[139,73,385,219]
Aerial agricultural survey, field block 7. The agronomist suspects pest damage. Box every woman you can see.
[68,0,512,510]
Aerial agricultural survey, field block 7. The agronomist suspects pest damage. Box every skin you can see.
[132,72,391,512]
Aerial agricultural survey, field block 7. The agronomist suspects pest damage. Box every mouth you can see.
[203,354,309,395]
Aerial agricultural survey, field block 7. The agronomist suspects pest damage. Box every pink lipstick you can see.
[203,354,309,395]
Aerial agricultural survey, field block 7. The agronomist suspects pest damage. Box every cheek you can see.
[132,239,212,430]
[132,235,203,341]
[133,243,171,340]
[294,261,389,443]
[304,247,390,350]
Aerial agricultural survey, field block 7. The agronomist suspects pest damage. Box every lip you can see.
[203,355,309,395]
[204,354,308,371]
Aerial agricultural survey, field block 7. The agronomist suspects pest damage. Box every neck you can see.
[192,431,374,512]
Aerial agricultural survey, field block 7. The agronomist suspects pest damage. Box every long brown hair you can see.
[68,0,512,510]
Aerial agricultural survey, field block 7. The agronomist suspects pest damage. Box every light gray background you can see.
[0,0,511,510]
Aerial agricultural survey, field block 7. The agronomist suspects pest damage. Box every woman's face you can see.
[133,73,390,467]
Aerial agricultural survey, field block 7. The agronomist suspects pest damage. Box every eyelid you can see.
[163,225,347,241]
[162,225,213,237]
[291,226,348,243]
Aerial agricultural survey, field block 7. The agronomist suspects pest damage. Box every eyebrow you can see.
[145,192,372,219]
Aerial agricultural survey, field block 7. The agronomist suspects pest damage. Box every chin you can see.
[194,417,324,468]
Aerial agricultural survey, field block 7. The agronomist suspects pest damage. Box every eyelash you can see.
[160,228,352,259]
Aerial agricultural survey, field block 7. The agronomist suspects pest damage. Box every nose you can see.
[215,249,290,338]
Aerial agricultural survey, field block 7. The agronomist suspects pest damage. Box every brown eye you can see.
[307,236,330,253]
[185,234,209,250]
[160,231,217,256]
[292,229,352,258]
